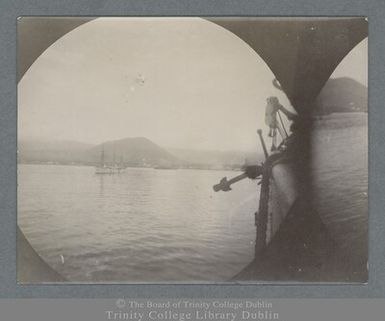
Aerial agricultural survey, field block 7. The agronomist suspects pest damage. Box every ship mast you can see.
[101,146,105,167]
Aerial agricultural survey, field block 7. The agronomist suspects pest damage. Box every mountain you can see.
[18,137,255,169]
[315,77,367,114]
[88,137,181,167]
[168,148,263,168]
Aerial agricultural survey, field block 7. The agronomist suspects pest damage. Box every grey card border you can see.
[0,0,384,298]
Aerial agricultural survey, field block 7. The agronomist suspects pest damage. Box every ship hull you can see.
[233,161,339,282]
[234,144,367,282]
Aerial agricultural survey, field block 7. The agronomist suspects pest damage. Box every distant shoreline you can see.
[17,162,243,172]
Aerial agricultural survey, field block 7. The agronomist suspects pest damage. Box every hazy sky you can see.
[331,37,367,85]
[18,18,367,151]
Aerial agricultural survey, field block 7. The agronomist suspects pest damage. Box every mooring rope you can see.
[277,109,289,138]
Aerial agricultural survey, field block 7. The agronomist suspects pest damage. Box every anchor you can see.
[213,165,263,192]
[213,129,267,192]
[213,173,248,192]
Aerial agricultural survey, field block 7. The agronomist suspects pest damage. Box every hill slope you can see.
[315,77,367,114]
[88,137,181,167]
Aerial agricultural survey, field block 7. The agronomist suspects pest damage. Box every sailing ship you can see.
[95,147,125,174]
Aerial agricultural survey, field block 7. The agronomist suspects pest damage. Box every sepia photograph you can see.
[17,17,368,283]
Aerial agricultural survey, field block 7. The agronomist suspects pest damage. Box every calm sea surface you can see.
[311,112,368,265]
[18,166,259,282]
[18,113,368,282]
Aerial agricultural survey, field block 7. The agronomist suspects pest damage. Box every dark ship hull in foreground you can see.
[234,118,367,282]
[214,17,368,282]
